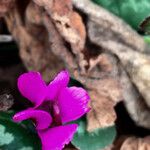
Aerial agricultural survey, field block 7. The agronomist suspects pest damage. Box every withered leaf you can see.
[33,0,52,9]
[72,52,123,131]
[75,0,150,109]
[87,90,116,132]
[87,78,122,132]
[0,0,15,17]
[50,0,86,52]
[73,0,150,129]
[34,0,86,52]
[0,94,13,111]
[120,136,150,150]
[120,68,150,129]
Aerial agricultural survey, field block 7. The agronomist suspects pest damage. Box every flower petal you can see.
[58,87,90,123]
[18,72,47,107]
[47,70,70,100]
[38,124,78,150]
[13,109,52,130]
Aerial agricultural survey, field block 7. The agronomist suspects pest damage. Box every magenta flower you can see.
[13,71,90,150]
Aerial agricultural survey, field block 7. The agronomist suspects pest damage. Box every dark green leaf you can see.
[71,118,116,150]
[92,0,150,30]
[0,111,41,150]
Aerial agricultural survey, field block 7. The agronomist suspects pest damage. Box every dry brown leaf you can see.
[97,78,123,103]
[0,94,13,111]
[51,0,72,16]
[87,77,122,132]
[33,0,86,52]
[87,5,150,117]
[71,50,123,131]
[50,0,86,52]
[73,0,146,52]
[4,1,65,82]
[87,90,116,131]
[73,0,150,129]
[33,0,52,10]
[0,0,15,17]
[43,15,76,71]
[120,136,150,150]
[120,68,150,129]
[74,0,150,109]
[26,1,44,25]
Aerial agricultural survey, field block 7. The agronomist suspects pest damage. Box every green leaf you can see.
[0,111,14,121]
[71,118,116,150]
[0,125,14,146]
[92,0,150,30]
[0,111,36,132]
[144,36,150,44]
[0,111,41,150]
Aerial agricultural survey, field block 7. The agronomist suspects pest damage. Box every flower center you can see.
[38,101,62,127]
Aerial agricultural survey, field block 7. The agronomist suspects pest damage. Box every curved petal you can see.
[13,109,52,130]
[47,70,70,100]
[58,87,90,123]
[38,124,78,150]
[18,72,47,108]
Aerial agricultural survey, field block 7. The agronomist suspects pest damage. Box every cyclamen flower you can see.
[13,71,90,150]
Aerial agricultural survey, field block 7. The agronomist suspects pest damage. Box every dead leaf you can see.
[51,0,72,16]
[0,94,13,111]
[120,136,150,150]
[87,77,122,132]
[73,0,146,53]
[87,78,122,131]
[73,0,150,129]
[50,0,86,52]
[71,52,122,131]
[120,68,150,129]
[33,0,52,9]
[34,0,86,52]
[75,0,150,109]
[0,0,15,17]
[87,90,116,132]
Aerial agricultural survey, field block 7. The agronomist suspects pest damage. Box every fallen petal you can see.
[58,87,90,123]
[13,109,52,130]
[18,72,47,108]
[38,124,78,150]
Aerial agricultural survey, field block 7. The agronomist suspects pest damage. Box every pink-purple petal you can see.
[18,72,47,108]
[47,70,70,100]
[38,124,78,150]
[13,109,52,130]
[58,87,90,123]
